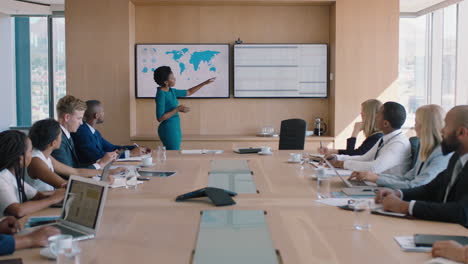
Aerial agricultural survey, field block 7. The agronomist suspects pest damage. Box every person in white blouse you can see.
[327,101,411,176]
[27,119,121,192]
[349,105,452,189]
[0,131,65,218]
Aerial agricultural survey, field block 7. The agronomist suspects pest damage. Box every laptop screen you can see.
[61,179,106,229]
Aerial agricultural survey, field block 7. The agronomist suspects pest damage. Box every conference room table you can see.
[1,150,467,263]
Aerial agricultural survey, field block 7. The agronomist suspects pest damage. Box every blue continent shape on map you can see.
[189,50,220,71]
[165,48,189,74]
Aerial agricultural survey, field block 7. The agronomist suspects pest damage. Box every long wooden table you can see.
[1,151,466,263]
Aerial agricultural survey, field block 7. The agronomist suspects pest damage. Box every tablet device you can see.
[138,171,176,177]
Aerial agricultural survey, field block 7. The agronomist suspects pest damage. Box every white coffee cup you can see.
[289,153,302,162]
[48,234,73,256]
[261,146,272,154]
[142,156,153,166]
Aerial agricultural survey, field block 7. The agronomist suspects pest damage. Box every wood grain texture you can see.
[2,151,466,263]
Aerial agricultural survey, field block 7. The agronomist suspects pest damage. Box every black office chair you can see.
[279,119,307,150]
[409,137,420,170]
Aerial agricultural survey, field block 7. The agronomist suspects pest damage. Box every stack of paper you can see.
[181,149,224,154]
[426,257,463,264]
[394,236,431,252]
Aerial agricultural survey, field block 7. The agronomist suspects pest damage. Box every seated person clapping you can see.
[349,105,452,189]
[319,99,383,156]
[374,105,468,226]
[27,119,122,192]
[0,131,65,218]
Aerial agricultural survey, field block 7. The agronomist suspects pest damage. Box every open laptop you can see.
[322,158,377,188]
[45,176,109,241]
[100,160,115,182]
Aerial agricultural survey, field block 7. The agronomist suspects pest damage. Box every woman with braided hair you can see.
[0,130,65,218]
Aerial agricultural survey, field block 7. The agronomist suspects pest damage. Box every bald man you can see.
[374,105,468,226]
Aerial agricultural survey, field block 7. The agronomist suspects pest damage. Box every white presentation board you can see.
[135,44,230,98]
[234,44,328,98]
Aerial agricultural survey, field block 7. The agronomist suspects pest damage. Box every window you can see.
[30,17,49,123]
[441,4,457,111]
[14,14,66,127]
[398,15,429,128]
[398,3,464,127]
[52,17,66,116]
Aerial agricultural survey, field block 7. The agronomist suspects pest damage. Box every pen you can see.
[320,141,323,149]
[134,143,140,148]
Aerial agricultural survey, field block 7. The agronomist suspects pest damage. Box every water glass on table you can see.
[48,234,81,264]
[352,200,372,230]
[156,146,167,163]
[316,169,330,199]
[125,166,138,190]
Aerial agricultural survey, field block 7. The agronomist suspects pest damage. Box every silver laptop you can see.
[46,176,109,241]
[101,160,115,182]
[322,158,377,188]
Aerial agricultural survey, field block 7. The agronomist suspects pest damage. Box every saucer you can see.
[287,159,301,163]
[40,246,81,259]
[140,163,156,168]
[258,151,272,155]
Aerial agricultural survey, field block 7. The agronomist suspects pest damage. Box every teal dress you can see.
[155,88,187,150]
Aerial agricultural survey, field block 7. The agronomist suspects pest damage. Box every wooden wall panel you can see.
[133,4,331,137]
[333,0,399,148]
[66,0,133,144]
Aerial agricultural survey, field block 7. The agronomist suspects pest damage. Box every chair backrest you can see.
[409,136,420,170]
[279,119,307,150]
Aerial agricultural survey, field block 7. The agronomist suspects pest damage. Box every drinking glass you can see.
[353,200,372,230]
[125,166,138,190]
[316,174,330,199]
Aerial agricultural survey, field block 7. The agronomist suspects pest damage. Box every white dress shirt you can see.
[337,129,411,175]
[0,169,37,216]
[86,123,96,134]
[60,124,100,169]
[408,153,468,215]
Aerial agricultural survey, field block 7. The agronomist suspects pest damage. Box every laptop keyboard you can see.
[349,180,369,186]
[50,224,87,238]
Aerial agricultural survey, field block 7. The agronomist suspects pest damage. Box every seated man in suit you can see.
[0,216,59,256]
[72,100,151,165]
[328,102,412,175]
[375,105,468,226]
[52,95,116,170]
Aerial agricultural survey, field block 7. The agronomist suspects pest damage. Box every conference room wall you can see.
[133,4,331,139]
[65,0,399,148]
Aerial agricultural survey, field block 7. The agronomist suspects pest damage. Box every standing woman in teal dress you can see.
[154,66,215,150]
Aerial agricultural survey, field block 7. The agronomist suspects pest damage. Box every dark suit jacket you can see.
[72,124,134,165]
[402,153,468,227]
[338,132,383,156]
[51,130,95,170]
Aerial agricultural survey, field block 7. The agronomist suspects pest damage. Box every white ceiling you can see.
[0,0,64,15]
[0,0,460,16]
[25,0,64,4]
[400,0,455,13]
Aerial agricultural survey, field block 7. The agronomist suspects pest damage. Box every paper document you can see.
[181,149,224,154]
[109,178,144,188]
[426,257,463,264]
[315,198,372,207]
[394,236,431,252]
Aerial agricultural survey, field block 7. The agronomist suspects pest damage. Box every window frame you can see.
[12,12,65,129]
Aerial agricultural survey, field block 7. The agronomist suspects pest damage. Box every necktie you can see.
[374,139,384,160]
[443,159,463,203]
